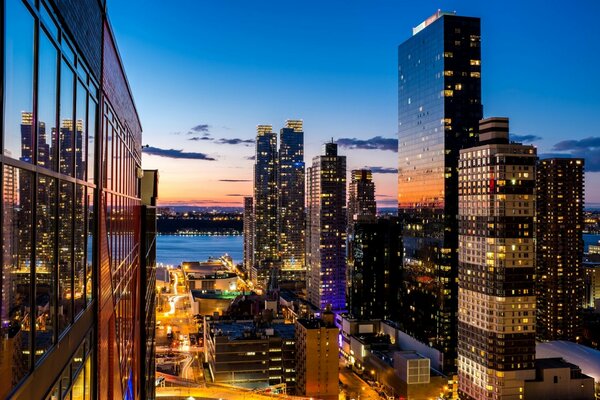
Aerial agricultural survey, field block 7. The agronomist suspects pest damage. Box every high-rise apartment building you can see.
[348,217,402,321]
[1,1,154,399]
[458,118,537,400]
[306,143,346,312]
[536,158,585,342]
[347,169,376,230]
[397,10,483,373]
[254,125,278,265]
[243,196,254,271]
[295,312,339,400]
[278,120,305,270]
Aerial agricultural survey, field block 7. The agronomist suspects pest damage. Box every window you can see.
[60,61,76,176]
[38,31,59,171]
[1,166,34,396]
[36,175,58,361]
[3,0,35,161]
[470,59,481,66]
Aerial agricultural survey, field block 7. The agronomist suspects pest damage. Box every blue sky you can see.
[107,0,600,206]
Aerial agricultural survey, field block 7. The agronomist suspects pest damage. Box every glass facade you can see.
[397,13,482,373]
[1,1,98,397]
[254,125,278,265]
[278,120,305,270]
[1,0,150,398]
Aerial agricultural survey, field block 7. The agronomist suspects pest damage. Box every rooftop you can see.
[211,320,295,340]
[536,341,600,382]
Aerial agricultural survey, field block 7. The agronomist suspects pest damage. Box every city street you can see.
[339,361,382,400]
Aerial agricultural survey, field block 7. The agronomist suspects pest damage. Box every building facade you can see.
[295,313,339,400]
[347,169,376,233]
[254,125,278,265]
[0,0,152,398]
[204,319,296,393]
[397,11,483,373]
[458,118,537,400]
[536,158,585,342]
[348,217,402,321]
[243,196,254,272]
[306,143,346,312]
[278,120,305,270]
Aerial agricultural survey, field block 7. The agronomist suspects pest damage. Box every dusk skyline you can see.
[107,0,600,207]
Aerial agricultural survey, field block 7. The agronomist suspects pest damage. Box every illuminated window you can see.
[470,59,481,66]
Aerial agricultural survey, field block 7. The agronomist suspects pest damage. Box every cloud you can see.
[191,124,210,133]
[547,136,600,172]
[226,194,249,197]
[369,166,398,174]
[188,136,213,141]
[216,138,254,146]
[376,194,394,198]
[246,155,256,160]
[337,136,398,152]
[511,134,542,143]
[219,179,251,182]
[142,146,216,161]
[553,137,600,151]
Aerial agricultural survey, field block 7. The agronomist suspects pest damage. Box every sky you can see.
[107,0,600,208]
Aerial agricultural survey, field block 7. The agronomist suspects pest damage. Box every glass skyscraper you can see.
[397,11,483,373]
[254,125,278,267]
[1,0,155,398]
[278,120,305,270]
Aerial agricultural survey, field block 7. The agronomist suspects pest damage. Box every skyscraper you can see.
[536,158,585,342]
[347,169,376,235]
[306,142,347,312]
[397,10,483,373]
[1,0,154,398]
[458,118,537,400]
[348,217,402,321]
[254,125,278,265]
[278,120,305,270]
[243,196,255,271]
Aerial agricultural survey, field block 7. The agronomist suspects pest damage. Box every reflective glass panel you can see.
[3,0,35,161]
[38,31,59,171]
[86,188,94,304]
[87,100,97,184]
[0,166,33,397]
[58,181,73,333]
[76,82,87,180]
[60,61,75,176]
[35,174,57,361]
[74,185,86,317]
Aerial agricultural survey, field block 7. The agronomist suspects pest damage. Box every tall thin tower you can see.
[458,118,537,400]
[278,120,305,270]
[397,10,483,373]
[254,125,278,265]
[536,158,585,341]
[306,142,347,312]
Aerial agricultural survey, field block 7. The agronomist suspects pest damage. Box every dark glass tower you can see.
[349,217,402,321]
[254,125,278,265]
[536,158,585,342]
[278,120,305,270]
[397,11,483,373]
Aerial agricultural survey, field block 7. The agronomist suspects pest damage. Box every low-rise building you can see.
[204,319,296,393]
[524,358,595,400]
[295,312,339,400]
[187,271,238,291]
